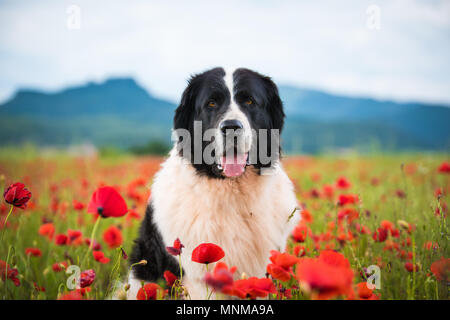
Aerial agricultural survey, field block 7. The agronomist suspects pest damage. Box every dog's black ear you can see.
[262,76,285,132]
[174,78,196,132]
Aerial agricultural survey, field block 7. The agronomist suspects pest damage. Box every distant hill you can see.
[0,78,449,153]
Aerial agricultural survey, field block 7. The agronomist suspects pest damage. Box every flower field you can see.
[0,147,449,300]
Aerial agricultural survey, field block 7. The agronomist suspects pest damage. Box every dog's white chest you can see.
[150,153,299,298]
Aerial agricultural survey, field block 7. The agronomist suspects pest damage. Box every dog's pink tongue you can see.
[221,153,248,177]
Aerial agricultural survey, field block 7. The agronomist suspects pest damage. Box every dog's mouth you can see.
[217,152,249,178]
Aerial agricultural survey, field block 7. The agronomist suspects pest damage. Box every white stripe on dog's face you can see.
[214,68,252,159]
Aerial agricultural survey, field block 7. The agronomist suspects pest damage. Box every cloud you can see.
[0,0,449,104]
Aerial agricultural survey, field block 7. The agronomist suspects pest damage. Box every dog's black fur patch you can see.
[129,204,182,282]
[174,67,285,179]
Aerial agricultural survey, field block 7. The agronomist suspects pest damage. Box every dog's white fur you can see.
[127,148,300,299]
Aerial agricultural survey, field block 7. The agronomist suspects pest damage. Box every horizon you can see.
[2,74,450,108]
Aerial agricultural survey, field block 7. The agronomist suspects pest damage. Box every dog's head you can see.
[173,67,284,179]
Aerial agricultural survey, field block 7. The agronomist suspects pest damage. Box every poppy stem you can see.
[0,205,14,241]
[81,216,102,267]
[205,264,209,300]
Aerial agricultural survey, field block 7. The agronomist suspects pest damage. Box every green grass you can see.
[0,149,448,300]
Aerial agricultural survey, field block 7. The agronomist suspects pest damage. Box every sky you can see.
[0,0,449,105]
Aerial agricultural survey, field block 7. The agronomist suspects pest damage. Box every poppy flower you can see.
[103,225,123,248]
[293,245,306,257]
[204,262,236,291]
[38,223,55,240]
[266,251,298,282]
[404,262,420,272]
[52,261,68,272]
[336,177,351,189]
[166,238,184,256]
[321,184,334,199]
[437,162,450,173]
[72,200,85,211]
[356,282,379,300]
[137,283,162,300]
[430,257,450,282]
[292,224,309,243]
[25,247,42,257]
[93,251,110,264]
[34,282,45,292]
[0,260,20,286]
[295,250,353,300]
[55,234,68,246]
[58,288,90,300]
[227,277,276,299]
[3,182,32,209]
[164,270,178,287]
[337,194,358,206]
[192,243,225,264]
[300,209,313,224]
[67,229,83,245]
[80,269,95,288]
[85,238,102,251]
[87,186,128,218]
[372,228,388,242]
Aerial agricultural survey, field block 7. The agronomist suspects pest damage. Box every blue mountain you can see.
[0,78,449,153]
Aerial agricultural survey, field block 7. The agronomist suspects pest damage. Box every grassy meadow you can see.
[0,146,448,300]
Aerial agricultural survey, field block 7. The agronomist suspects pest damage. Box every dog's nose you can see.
[220,119,243,134]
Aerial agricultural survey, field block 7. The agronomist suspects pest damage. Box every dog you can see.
[128,67,300,299]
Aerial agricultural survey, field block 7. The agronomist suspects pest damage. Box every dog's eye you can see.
[208,101,216,108]
[245,98,253,106]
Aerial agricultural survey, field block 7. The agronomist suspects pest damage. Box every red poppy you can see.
[72,200,85,211]
[67,229,83,245]
[372,228,388,242]
[80,269,95,288]
[0,260,20,286]
[395,189,406,198]
[93,251,110,264]
[430,257,450,282]
[337,194,358,206]
[34,282,46,292]
[226,277,276,299]
[336,177,351,189]
[25,247,42,257]
[266,251,298,282]
[166,238,184,256]
[163,270,178,287]
[137,283,162,300]
[292,224,309,243]
[295,250,353,300]
[192,243,225,264]
[52,261,68,272]
[87,186,128,218]
[3,182,32,209]
[103,225,123,248]
[58,288,90,300]
[85,238,102,251]
[356,282,379,300]
[404,262,420,272]
[293,245,306,257]
[204,262,236,291]
[38,223,55,240]
[55,234,68,246]
[300,209,313,224]
[321,184,334,199]
[424,241,439,251]
[437,161,450,173]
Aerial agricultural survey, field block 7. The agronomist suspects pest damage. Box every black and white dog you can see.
[128,67,299,299]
